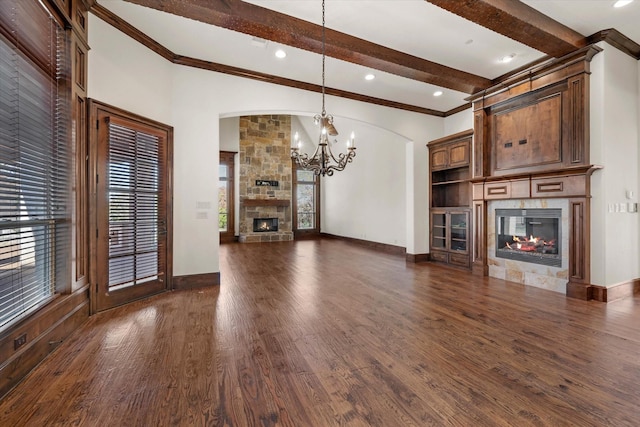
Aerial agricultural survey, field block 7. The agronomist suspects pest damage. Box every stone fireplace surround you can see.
[238,115,293,243]
[487,198,569,294]
[471,166,599,298]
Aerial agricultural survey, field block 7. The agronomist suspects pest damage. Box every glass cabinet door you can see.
[449,212,468,252]
[432,212,446,250]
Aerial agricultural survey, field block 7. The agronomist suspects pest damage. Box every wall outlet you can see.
[14,333,27,350]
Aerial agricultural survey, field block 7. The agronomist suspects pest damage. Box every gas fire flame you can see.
[505,235,556,252]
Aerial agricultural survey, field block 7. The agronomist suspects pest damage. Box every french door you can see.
[90,101,173,312]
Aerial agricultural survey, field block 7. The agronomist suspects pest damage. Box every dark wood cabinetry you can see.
[430,209,470,268]
[428,129,473,268]
[468,46,602,297]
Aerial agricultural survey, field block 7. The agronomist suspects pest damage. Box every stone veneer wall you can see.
[238,115,293,242]
[487,199,570,293]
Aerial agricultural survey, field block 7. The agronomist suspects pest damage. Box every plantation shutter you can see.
[0,0,70,328]
[107,121,164,289]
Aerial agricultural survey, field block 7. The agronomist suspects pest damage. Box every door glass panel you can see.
[450,213,467,252]
[107,123,160,290]
[432,213,446,249]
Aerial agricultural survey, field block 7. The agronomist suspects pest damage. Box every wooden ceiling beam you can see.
[90,3,445,116]
[123,0,491,94]
[426,0,587,58]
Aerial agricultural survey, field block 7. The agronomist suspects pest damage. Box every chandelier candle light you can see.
[291,0,356,177]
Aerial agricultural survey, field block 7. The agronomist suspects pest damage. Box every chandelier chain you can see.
[321,0,326,115]
[290,0,356,177]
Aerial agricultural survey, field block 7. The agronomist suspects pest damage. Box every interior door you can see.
[93,104,172,312]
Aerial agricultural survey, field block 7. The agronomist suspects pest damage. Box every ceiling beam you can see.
[425,0,587,58]
[123,0,492,94]
[90,3,446,116]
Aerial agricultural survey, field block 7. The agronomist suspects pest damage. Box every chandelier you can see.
[291,0,356,177]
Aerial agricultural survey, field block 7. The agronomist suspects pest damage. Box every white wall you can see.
[444,108,473,135]
[88,16,173,123]
[321,122,409,247]
[89,14,445,277]
[590,43,640,287]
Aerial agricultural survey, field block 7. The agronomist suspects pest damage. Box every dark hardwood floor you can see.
[0,239,639,426]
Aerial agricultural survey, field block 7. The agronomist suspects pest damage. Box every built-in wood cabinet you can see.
[467,45,602,297]
[428,129,473,269]
[430,210,470,268]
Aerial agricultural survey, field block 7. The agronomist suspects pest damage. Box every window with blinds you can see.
[107,123,162,290]
[0,0,70,329]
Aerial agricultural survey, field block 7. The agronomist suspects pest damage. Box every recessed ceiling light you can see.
[499,54,516,63]
[275,49,287,59]
[365,73,375,81]
[433,90,443,97]
[614,0,633,7]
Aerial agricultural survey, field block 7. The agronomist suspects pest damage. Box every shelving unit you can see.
[427,129,473,268]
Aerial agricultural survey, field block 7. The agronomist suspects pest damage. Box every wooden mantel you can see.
[241,198,290,207]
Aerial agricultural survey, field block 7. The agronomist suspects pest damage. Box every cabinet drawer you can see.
[449,253,470,267]
[430,251,448,263]
[531,175,585,198]
[484,179,530,200]
[484,182,511,199]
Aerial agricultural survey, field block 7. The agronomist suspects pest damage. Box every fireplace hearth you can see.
[253,218,279,233]
[495,208,561,267]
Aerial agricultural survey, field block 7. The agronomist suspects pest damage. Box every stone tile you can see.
[489,265,506,280]
[506,269,524,284]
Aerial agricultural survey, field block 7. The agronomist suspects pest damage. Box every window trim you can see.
[219,151,236,243]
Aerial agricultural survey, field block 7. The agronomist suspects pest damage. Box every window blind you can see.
[0,0,70,329]
[107,123,161,289]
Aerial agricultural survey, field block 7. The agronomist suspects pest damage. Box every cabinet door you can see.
[448,141,470,168]
[431,212,447,250]
[430,147,449,171]
[449,211,469,254]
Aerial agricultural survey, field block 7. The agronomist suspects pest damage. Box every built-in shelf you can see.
[428,130,472,269]
[241,199,290,207]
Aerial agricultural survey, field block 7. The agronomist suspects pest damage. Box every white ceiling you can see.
[96,0,640,114]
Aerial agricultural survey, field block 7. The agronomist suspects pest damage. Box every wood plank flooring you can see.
[0,239,639,426]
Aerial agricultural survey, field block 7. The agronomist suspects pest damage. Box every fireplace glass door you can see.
[496,209,561,267]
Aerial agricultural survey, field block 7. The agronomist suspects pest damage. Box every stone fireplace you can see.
[238,115,293,243]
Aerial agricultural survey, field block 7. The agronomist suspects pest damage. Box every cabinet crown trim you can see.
[427,129,473,147]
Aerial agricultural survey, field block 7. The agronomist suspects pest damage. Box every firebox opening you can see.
[495,208,561,267]
[253,218,279,232]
